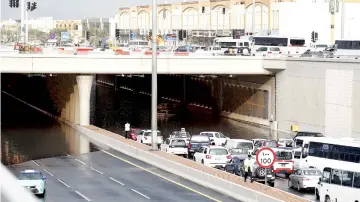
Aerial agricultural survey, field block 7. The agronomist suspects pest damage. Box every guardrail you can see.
[71,122,284,202]
[0,163,38,202]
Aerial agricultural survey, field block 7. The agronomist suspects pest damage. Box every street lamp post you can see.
[151,0,158,150]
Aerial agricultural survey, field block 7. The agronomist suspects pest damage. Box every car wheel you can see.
[256,167,266,178]
[297,183,302,192]
[288,179,292,188]
[325,196,331,202]
[268,182,275,187]
[41,190,46,197]
[316,188,320,200]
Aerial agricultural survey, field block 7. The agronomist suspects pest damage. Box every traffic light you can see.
[27,2,31,10]
[311,31,315,43]
[31,2,37,11]
[178,30,183,41]
[314,32,318,42]
[202,7,205,13]
[86,31,90,40]
[115,29,120,38]
[9,0,14,8]
[15,0,19,7]
[183,30,187,39]
[222,8,225,14]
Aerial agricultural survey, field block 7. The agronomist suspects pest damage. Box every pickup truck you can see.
[199,131,229,146]
[160,138,188,157]
[137,130,163,147]
[188,135,211,158]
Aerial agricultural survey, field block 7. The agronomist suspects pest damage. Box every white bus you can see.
[292,137,360,172]
[128,39,150,50]
[319,165,360,202]
[213,37,250,53]
[334,39,360,59]
[250,36,307,55]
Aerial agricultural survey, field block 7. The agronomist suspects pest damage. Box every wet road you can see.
[1,90,314,201]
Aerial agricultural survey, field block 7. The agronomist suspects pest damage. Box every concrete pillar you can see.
[65,102,70,121]
[78,131,90,154]
[69,93,75,123]
[73,85,80,124]
[211,78,223,116]
[76,75,93,125]
[61,109,66,119]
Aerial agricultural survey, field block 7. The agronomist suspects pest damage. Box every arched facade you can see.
[158,9,172,33]
[138,11,150,30]
[211,5,230,31]
[119,12,130,29]
[245,3,268,33]
[182,7,198,30]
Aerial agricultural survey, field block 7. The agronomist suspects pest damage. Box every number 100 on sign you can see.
[256,148,276,169]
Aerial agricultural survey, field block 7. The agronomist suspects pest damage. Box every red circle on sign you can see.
[256,147,276,169]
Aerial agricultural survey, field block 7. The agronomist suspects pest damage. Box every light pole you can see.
[151,0,158,150]
[252,0,255,33]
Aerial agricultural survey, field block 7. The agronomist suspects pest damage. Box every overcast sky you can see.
[1,0,180,20]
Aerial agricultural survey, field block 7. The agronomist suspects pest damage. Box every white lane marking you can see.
[57,179,71,188]
[90,167,103,175]
[75,191,91,201]
[32,160,40,167]
[43,169,54,176]
[131,189,150,200]
[65,153,71,156]
[75,159,86,165]
[109,177,124,185]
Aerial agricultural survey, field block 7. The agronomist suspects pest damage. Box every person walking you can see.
[243,154,254,183]
[124,122,130,139]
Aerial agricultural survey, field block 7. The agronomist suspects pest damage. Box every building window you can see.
[75,25,79,30]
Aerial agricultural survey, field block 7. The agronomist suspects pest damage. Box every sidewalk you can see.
[84,125,309,202]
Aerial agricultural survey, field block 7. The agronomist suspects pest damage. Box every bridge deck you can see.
[84,125,309,202]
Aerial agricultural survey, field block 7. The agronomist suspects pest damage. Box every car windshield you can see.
[19,173,42,180]
[265,141,278,148]
[171,139,186,146]
[276,151,293,160]
[144,131,160,136]
[303,170,321,176]
[172,131,190,138]
[201,133,214,137]
[191,136,209,143]
[209,149,228,155]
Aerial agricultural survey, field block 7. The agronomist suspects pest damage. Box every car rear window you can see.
[144,132,160,136]
[265,141,278,148]
[209,149,228,155]
[19,173,42,180]
[191,136,210,143]
[303,170,321,176]
[171,139,186,146]
[276,151,293,160]
[201,133,214,137]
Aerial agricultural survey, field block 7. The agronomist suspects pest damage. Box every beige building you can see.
[116,0,360,45]
[55,20,83,41]
[116,0,297,44]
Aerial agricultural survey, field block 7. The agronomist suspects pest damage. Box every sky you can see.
[1,0,180,20]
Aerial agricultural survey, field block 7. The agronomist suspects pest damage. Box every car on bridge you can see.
[160,138,188,158]
[187,135,211,157]
[193,146,231,169]
[18,170,46,197]
[199,131,229,146]
[137,130,163,148]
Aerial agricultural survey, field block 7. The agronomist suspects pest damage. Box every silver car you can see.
[288,168,321,192]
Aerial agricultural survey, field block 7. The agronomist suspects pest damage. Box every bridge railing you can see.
[0,163,38,202]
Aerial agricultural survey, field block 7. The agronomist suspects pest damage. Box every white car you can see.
[193,146,231,168]
[160,138,188,157]
[18,170,46,197]
[137,130,163,146]
[199,132,229,146]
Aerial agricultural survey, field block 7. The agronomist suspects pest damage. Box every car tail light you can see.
[303,178,310,181]
[268,51,272,54]
[206,155,211,159]
[226,155,232,159]
[278,144,281,147]
[279,51,282,54]
[187,143,191,149]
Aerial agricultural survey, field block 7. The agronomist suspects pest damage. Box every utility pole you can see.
[252,0,255,33]
[340,0,345,38]
[151,0,158,150]
[25,7,28,43]
[20,0,25,43]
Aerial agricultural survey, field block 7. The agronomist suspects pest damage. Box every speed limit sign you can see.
[256,147,276,169]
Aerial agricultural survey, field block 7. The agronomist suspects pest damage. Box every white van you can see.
[224,139,254,159]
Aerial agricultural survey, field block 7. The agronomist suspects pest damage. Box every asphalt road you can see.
[5,149,240,202]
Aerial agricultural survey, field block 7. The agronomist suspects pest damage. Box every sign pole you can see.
[265,168,267,185]
[256,147,276,187]
[150,0,158,150]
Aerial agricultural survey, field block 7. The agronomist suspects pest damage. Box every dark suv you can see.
[187,135,211,158]
[293,131,324,140]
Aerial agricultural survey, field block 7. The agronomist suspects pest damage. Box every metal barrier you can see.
[0,163,38,202]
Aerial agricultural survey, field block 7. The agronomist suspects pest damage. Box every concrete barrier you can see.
[72,123,284,202]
